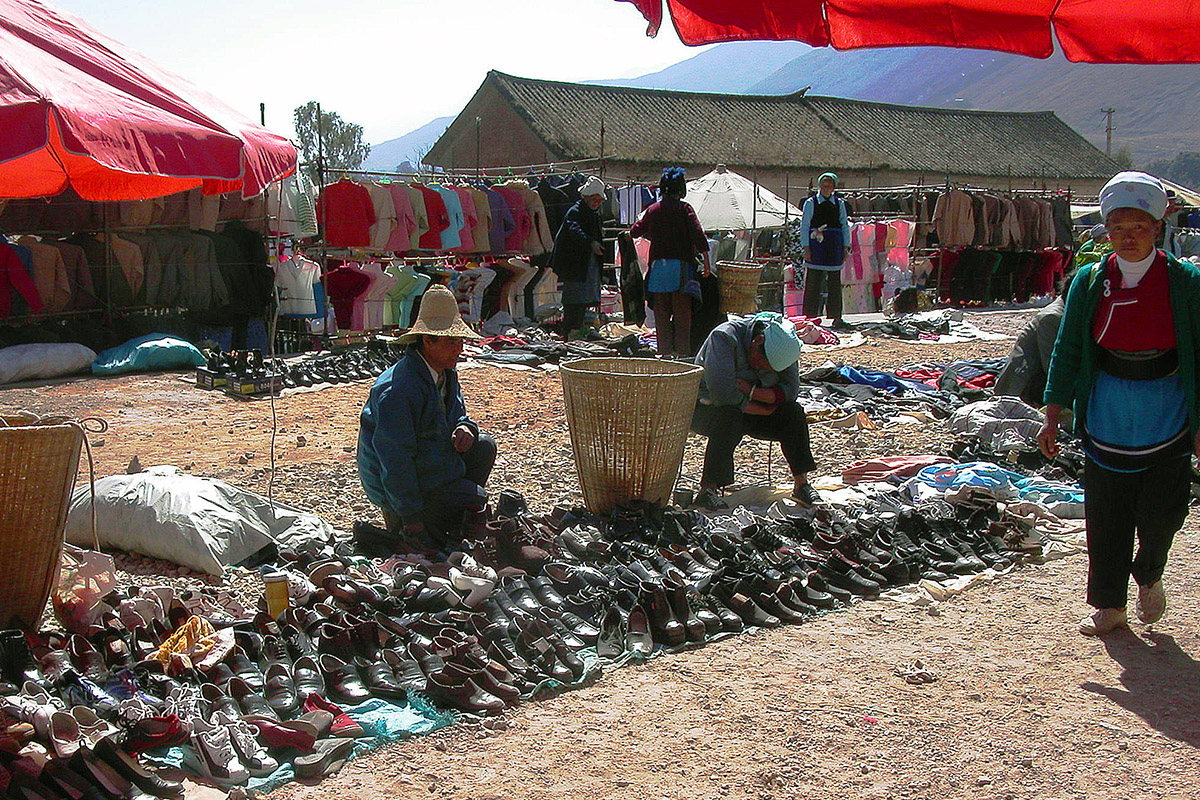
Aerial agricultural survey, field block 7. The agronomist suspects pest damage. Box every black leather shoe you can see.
[354,656,407,703]
[263,663,301,717]
[93,735,184,798]
[229,676,276,719]
[319,655,370,705]
[625,606,654,656]
[226,647,265,691]
[291,656,326,697]
[383,650,427,693]
[596,607,626,660]
[719,590,782,628]
[528,577,565,609]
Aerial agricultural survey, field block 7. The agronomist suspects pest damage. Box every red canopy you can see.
[618,0,1200,63]
[0,0,297,201]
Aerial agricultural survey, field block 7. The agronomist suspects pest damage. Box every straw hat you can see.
[398,284,481,343]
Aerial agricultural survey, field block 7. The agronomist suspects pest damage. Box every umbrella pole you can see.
[751,165,759,258]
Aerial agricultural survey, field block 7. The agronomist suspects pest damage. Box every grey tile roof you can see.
[431,71,1118,179]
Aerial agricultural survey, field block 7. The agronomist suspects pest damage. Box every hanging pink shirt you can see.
[386,184,418,253]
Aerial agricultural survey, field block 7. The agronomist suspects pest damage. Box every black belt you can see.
[1098,348,1178,380]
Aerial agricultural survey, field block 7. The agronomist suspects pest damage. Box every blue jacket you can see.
[357,347,478,519]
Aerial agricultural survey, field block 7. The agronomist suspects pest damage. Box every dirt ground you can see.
[3,309,1198,799]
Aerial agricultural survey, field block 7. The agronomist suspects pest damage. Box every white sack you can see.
[0,343,96,385]
[65,466,335,575]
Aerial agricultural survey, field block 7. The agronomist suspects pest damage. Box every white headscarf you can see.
[580,176,606,198]
[1099,171,1168,221]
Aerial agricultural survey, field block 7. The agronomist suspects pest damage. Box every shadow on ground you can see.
[1081,630,1200,746]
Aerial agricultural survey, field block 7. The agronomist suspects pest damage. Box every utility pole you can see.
[1101,107,1116,156]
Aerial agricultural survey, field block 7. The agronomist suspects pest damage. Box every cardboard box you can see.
[223,373,283,397]
[195,368,227,390]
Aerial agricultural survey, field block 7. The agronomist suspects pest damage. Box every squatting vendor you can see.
[1038,171,1200,637]
[357,284,496,549]
[690,312,823,510]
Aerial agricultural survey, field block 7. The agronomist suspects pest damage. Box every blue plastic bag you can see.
[91,334,206,376]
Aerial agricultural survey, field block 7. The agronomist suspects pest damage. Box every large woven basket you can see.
[0,415,84,629]
[560,358,703,514]
[716,261,764,314]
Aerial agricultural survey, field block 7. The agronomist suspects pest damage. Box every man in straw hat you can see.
[357,284,495,549]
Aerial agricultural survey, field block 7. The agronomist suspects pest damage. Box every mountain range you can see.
[365,42,1200,171]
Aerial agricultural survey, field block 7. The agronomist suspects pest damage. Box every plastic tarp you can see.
[0,0,296,200]
[64,466,336,575]
[616,0,1200,64]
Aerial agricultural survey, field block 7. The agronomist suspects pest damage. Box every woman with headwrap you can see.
[797,172,851,328]
[630,167,711,357]
[1039,171,1200,636]
[551,176,608,338]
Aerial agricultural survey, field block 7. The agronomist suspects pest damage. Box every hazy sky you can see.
[50,0,708,145]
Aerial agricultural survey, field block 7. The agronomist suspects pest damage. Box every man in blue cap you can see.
[690,312,822,509]
[797,172,851,328]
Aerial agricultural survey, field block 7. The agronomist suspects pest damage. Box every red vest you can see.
[1092,253,1176,351]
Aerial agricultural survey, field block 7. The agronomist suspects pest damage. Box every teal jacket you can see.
[1044,251,1200,440]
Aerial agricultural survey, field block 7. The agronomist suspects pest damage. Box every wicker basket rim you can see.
[560,357,702,378]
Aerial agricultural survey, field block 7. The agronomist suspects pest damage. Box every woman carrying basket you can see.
[631,167,711,358]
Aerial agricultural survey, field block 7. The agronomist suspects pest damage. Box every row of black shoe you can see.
[199,339,408,390]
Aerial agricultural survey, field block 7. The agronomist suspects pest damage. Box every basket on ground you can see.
[0,415,84,629]
[716,261,763,314]
[559,358,703,514]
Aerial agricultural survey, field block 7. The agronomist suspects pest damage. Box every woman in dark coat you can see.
[631,167,710,357]
[550,176,606,337]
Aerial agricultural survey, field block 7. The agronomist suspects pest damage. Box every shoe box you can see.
[195,367,228,390]
[224,372,284,397]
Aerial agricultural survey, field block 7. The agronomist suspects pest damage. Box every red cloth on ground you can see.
[842,455,954,484]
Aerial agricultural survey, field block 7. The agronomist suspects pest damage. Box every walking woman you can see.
[631,167,710,357]
[1038,171,1200,636]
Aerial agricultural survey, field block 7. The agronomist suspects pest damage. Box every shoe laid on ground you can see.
[1079,607,1129,636]
[792,483,824,508]
[691,489,728,511]
[1136,581,1166,624]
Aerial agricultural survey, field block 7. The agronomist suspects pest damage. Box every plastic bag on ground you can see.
[64,466,336,575]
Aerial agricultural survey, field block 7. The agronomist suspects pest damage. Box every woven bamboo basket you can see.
[716,261,764,314]
[560,358,703,514]
[0,415,84,629]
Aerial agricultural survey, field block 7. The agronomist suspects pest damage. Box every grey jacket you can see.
[694,316,799,409]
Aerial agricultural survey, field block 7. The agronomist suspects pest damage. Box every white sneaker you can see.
[183,716,249,786]
[1136,581,1166,624]
[212,711,278,778]
[1079,607,1129,636]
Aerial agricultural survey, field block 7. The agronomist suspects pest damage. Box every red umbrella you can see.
[0,0,297,201]
[617,0,1200,63]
